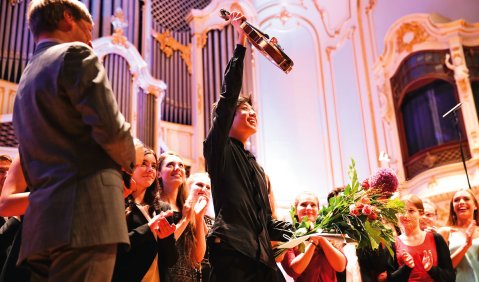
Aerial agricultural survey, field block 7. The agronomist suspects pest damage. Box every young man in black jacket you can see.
[203,11,292,282]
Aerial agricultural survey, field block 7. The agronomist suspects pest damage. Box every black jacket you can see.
[112,202,178,282]
[204,45,292,269]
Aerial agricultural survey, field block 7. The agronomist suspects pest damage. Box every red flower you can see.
[368,212,378,220]
[362,204,372,215]
[349,204,360,216]
[361,179,370,190]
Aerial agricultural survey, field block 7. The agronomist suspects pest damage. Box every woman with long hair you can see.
[113,146,177,282]
[158,152,208,281]
[281,191,346,281]
[438,189,479,281]
[387,195,454,282]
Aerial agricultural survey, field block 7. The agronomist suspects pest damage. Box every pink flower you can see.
[349,204,360,216]
[362,204,372,215]
[356,202,365,210]
[368,168,398,194]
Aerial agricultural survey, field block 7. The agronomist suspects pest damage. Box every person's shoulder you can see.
[435,226,452,243]
[61,42,96,58]
[437,226,452,236]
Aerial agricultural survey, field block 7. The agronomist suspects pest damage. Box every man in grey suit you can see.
[12,1,135,281]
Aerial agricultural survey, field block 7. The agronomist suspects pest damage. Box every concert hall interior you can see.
[1,0,479,223]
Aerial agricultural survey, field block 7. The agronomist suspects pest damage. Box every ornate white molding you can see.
[374,13,479,197]
[92,37,167,97]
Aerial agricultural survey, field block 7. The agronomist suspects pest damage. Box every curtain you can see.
[401,80,458,156]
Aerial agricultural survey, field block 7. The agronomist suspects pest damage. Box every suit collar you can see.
[34,41,61,54]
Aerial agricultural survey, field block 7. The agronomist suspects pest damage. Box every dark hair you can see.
[210,96,253,124]
[126,147,160,215]
[447,189,479,226]
[27,0,93,38]
[327,187,345,203]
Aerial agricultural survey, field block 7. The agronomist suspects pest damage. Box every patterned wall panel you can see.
[103,53,132,122]
[0,0,142,84]
[82,0,143,51]
[0,1,34,83]
[136,88,156,148]
[151,0,211,32]
[151,24,192,125]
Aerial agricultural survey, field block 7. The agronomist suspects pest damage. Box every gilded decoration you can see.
[365,0,377,14]
[152,30,192,74]
[111,8,129,48]
[146,85,160,96]
[196,32,208,49]
[197,84,203,112]
[395,22,429,53]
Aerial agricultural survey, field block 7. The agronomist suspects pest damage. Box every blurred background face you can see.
[296,193,319,222]
[0,159,12,188]
[420,202,437,229]
[188,174,211,200]
[398,201,421,230]
[132,153,157,190]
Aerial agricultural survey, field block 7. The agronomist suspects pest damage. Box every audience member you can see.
[438,189,479,281]
[281,191,346,282]
[186,172,213,282]
[112,146,177,282]
[420,199,439,231]
[158,152,208,281]
[387,195,454,282]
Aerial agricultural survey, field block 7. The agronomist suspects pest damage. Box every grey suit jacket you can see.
[13,41,135,263]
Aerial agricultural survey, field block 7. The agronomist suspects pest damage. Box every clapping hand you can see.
[421,250,433,271]
[401,250,415,268]
[465,220,476,247]
[187,185,209,218]
[194,196,209,217]
[149,210,176,239]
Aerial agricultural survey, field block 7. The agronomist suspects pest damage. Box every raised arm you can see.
[203,12,247,173]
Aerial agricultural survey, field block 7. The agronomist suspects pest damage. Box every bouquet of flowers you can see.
[274,160,404,258]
